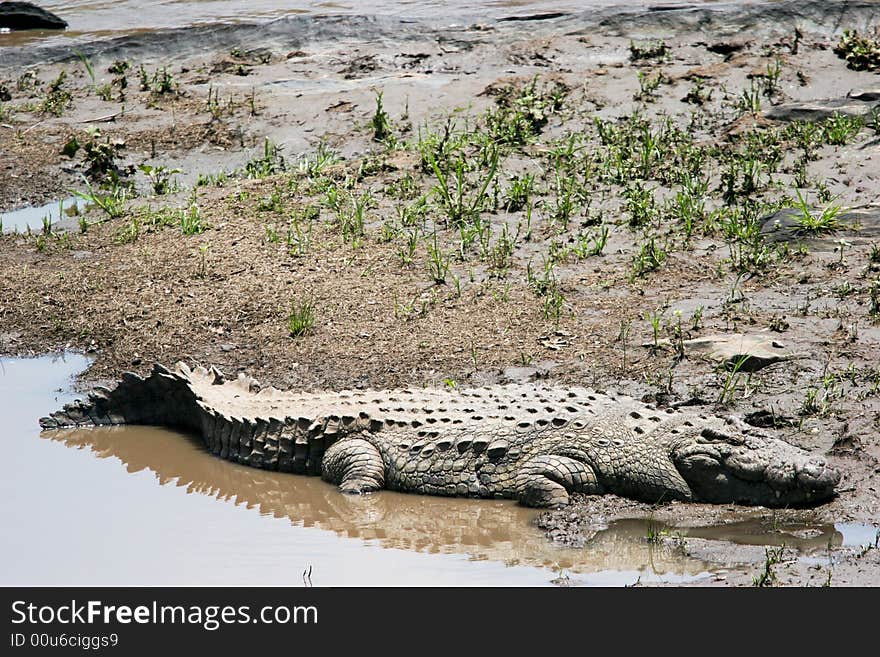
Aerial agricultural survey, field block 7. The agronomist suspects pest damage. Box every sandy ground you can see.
[1,1,879,585]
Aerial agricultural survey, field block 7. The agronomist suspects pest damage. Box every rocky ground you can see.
[1,1,879,585]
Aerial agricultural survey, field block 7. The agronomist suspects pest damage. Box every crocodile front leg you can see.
[321,437,386,495]
[514,455,602,508]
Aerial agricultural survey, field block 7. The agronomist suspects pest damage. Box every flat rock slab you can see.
[0,1,67,30]
[764,96,879,122]
[655,333,808,372]
[760,205,880,250]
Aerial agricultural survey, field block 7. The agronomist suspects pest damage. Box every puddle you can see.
[836,522,880,548]
[0,196,89,234]
[1,353,871,586]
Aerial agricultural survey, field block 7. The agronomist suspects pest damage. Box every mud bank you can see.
[1,1,880,585]
[537,494,879,586]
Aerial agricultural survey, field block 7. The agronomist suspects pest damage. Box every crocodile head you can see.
[670,424,840,506]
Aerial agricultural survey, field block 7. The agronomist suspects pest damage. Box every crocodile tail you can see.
[39,362,203,432]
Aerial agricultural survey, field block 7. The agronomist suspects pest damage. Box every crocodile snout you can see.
[672,431,841,506]
[795,456,840,495]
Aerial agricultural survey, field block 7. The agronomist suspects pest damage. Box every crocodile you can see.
[39,362,841,508]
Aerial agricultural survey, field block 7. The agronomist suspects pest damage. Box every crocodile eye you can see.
[700,427,743,445]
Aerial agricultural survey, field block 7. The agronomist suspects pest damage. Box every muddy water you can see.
[0,1,728,48]
[1,354,871,586]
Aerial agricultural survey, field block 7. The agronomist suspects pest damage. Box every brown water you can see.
[0,354,872,586]
[0,1,729,48]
